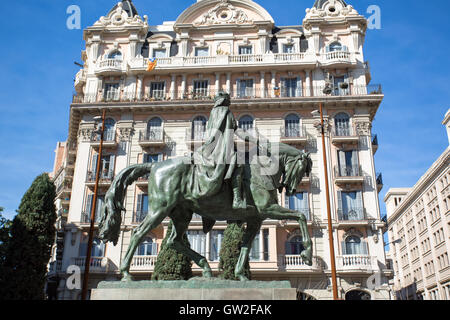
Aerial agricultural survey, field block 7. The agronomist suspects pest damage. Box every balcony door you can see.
[192,116,207,140]
[187,230,207,257]
[285,192,309,219]
[238,115,254,132]
[92,154,115,179]
[342,236,368,255]
[285,235,305,255]
[85,194,105,223]
[135,237,157,256]
[95,118,116,141]
[238,46,253,55]
[285,114,301,137]
[237,79,254,98]
[332,76,349,96]
[281,77,302,97]
[209,230,224,261]
[334,113,351,136]
[147,117,163,140]
[338,191,363,220]
[195,47,209,57]
[104,83,120,101]
[79,236,105,257]
[150,82,165,99]
[337,150,359,176]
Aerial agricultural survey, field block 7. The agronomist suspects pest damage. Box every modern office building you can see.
[385,110,450,300]
[48,0,391,300]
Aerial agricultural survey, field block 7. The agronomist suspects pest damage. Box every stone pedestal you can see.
[91,278,297,300]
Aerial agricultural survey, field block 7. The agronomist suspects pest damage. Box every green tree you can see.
[152,220,193,280]
[0,174,57,300]
[0,207,11,266]
[218,222,251,280]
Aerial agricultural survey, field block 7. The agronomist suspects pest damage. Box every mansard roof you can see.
[313,0,348,9]
[108,0,139,18]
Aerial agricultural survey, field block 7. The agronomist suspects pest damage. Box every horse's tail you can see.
[98,163,153,245]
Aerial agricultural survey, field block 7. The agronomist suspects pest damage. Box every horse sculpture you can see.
[98,140,313,281]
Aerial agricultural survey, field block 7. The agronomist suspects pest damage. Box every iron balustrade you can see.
[337,207,366,221]
[280,126,307,139]
[72,85,382,104]
[91,131,116,143]
[86,170,114,183]
[335,165,362,177]
[139,129,164,142]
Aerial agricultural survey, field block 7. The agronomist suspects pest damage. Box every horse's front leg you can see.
[260,204,313,266]
[235,219,262,281]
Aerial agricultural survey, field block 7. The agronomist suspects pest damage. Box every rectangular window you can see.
[144,154,163,163]
[249,232,260,261]
[332,75,349,96]
[193,80,209,97]
[187,230,207,257]
[237,79,254,97]
[280,77,301,97]
[104,83,120,101]
[90,154,115,180]
[195,47,209,57]
[239,46,252,55]
[152,49,166,58]
[150,82,165,99]
[337,150,359,176]
[285,192,310,220]
[84,194,105,223]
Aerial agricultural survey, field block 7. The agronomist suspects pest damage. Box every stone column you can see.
[215,73,221,94]
[136,75,144,100]
[226,72,231,95]
[181,74,187,99]
[171,74,177,100]
[271,71,276,98]
[305,70,312,97]
[260,71,266,98]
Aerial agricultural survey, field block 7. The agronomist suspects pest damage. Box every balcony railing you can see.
[90,131,116,143]
[280,126,307,139]
[72,85,382,104]
[336,255,376,271]
[139,129,164,143]
[324,50,351,61]
[278,255,322,270]
[86,170,114,184]
[95,59,124,74]
[130,255,158,271]
[71,257,109,272]
[335,165,362,177]
[337,207,366,221]
[132,210,148,224]
[81,211,102,224]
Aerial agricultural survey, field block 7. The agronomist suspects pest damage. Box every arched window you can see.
[285,114,301,137]
[147,117,163,140]
[108,50,122,60]
[329,42,342,52]
[300,35,308,53]
[238,115,254,132]
[343,236,368,255]
[285,235,304,255]
[192,116,207,140]
[334,112,350,136]
[135,237,157,256]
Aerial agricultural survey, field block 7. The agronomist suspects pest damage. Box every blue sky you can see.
[0,0,449,221]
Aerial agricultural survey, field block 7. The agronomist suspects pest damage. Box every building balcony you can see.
[90,132,118,149]
[71,257,110,273]
[86,171,114,187]
[337,207,367,224]
[72,84,383,105]
[321,50,354,67]
[130,255,158,272]
[278,255,322,272]
[334,165,364,185]
[94,59,125,75]
[376,172,383,193]
[331,127,360,146]
[372,134,379,154]
[280,127,307,145]
[128,53,314,73]
[132,210,148,224]
[48,260,62,275]
[74,69,86,92]
[336,255,377,273]
[139,129,166,148]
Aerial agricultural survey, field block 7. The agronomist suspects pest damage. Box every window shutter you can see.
[362,241,369,255]
[341,241,347,255]
[152,242,158,256]
[337,191,343,218]
[86,194,94,215]
[280,77,285,96]
[109,155,115,177]
[92,154,98,174]
[296,77,302,97]
[338,151,346,175]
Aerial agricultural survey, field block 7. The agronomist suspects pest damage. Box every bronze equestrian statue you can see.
[98,92,313,281]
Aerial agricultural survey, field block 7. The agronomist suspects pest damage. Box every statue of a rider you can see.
[191,91,248,209]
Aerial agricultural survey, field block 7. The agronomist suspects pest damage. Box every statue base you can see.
[91,277,297,300]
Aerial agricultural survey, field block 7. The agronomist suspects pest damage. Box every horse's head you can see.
[282,152,312,197]
[98,191,123,246]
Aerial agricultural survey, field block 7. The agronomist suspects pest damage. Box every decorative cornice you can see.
[354,121,372,136]
[195,0,251,27]
[343,227,363,239]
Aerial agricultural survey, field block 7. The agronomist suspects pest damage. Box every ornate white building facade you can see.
[385,110,450,300]
[48,0,391,300]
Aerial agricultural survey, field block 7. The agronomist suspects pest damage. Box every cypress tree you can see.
[0,207,11,267]
[152,220,193,280]
[0,174,57,300]
[218,222,251,280]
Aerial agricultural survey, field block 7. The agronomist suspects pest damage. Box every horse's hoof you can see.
[301,250,313,266]
[121,272,134,282]
[202,270,213,278]
[237,275,249,281]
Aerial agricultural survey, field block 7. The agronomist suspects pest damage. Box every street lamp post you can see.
[313,82,339,300]
[81,109,106,300]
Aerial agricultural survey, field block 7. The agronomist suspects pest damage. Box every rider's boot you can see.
[232,166,246,210]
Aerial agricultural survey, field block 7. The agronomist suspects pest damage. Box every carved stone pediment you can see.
[195,0,251,26]
[343,227,363,239]
[93,2,148,29]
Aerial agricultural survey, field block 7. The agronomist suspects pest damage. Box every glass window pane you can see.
[153,49,166,58]
[239,46,252,55]
[195,47,209,57]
